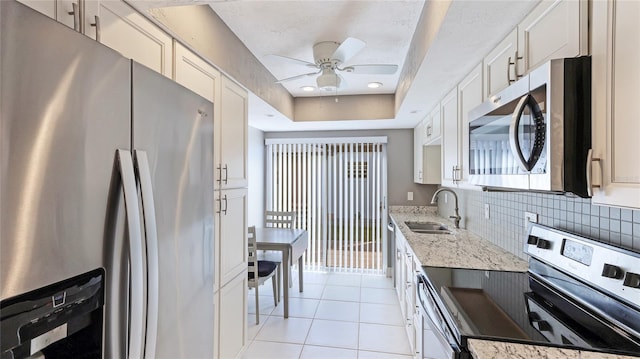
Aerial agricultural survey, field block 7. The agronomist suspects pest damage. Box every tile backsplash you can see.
[436,189,640,260]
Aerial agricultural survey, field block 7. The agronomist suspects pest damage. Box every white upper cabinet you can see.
[17,0,79,32]
[173,41,221,101]
[457,63,483,186]
[517,0,587,76]
[424,107,441,145]
[218,77,249,190]
[215,188,248,287]
[483,28,519,98]
[17,0,56,18]
[591,0,640,209]
[17,0,103,40]
[414,119,426,183]
[440,87,459,187]
[484,0,587,99]
[99,1,173,77]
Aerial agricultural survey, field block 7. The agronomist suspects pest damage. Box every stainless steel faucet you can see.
[430,188,461,229]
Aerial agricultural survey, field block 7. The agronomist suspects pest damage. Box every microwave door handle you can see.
[509,94,532,172]
[133,150,159,359]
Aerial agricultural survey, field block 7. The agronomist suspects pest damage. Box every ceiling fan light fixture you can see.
[316,72,341,91]
[367,82,383,89]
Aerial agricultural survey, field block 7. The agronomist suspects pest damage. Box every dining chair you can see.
[247,226,278,325]
[262,211,297,292]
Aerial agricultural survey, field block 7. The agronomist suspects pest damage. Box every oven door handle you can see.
[509,94,546,173]
[417,275,459,358]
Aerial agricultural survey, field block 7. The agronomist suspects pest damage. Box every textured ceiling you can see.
[135,0,538,131]
[209,0,424,97]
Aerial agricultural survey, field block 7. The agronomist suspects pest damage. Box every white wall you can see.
[247,126,265,227]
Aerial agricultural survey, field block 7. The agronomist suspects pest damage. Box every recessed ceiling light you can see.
[301,86,315,92]
[410,110,420,114]
[368,82,383,89]
[266,114,274,118]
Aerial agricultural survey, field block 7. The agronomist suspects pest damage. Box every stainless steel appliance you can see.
[417,223,640,358]
[467,57,591,197]
[1,2,214,358]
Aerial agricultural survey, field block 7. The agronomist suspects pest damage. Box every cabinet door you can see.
[219,76,248,189]
[424,107,442,145]
[217,188,248,286]
[56,0,79,31]
[98,1,172,77]
[457,63,483,185]
[440,88,459,187]
[517,0,587,75]
[483,28,518,98]
[174,41,221,101]
[84,0,101,40]
[218,272,248,359]
[414,121,425,183]
[16,0,55,18]
[591,0,640,209]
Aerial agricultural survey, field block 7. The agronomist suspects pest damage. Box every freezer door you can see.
[131,62,215,358]
[1,1,130,300]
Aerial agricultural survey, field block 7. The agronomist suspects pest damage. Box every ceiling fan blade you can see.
[344,64,398,75]
[275,71,319,84]
[332,37,366,63]
[265,54,317,68]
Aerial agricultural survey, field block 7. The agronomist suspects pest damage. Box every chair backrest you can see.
[265,211,296,229]
[247,226,258,279]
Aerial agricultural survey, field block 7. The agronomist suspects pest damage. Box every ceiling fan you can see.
[268,37,398,91]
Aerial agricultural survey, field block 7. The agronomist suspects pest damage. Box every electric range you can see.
[418,223,640,358]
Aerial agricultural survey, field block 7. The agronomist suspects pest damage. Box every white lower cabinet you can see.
[216,271,248,359]
[394,226,422,357]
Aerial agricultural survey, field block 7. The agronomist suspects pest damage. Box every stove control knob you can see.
[527,235,539,245]
[536,239,551,249]
[601,264,623,279]
[623,272,640,289]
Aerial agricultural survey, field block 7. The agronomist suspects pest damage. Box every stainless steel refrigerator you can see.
[1,1,214,358]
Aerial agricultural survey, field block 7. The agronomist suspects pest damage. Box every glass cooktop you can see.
[421,264,640,357]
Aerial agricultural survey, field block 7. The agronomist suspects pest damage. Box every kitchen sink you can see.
[404,221,452,235]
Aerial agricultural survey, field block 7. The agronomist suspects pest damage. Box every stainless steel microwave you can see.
[467,57,591,197]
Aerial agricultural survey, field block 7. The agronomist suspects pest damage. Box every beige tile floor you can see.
[243,271,413,359]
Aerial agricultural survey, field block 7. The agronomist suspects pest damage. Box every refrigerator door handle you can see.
[114,149,146,359]
[134,150,159,359]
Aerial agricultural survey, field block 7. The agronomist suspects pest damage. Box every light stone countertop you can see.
[468,339,639,359]
[389,206,639,359]
[389,206,528,272]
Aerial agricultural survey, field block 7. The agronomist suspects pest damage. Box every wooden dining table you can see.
[254,227,308,318]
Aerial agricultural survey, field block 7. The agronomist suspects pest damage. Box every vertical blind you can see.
[266,137,387,274]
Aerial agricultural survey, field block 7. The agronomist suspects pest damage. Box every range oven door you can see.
[417,275,462,359]
[468,74,547,191]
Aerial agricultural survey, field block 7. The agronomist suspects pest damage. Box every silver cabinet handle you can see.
[68,2,80,32]
[133,150,158,359]
[217,165,222,184]
[586,149,602,197]
[514,50,524,78]
[508,52,524,84]
[90,15,101,42]
[223,164,229,185]
[222,194,228,215]
[110,149,145,359]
